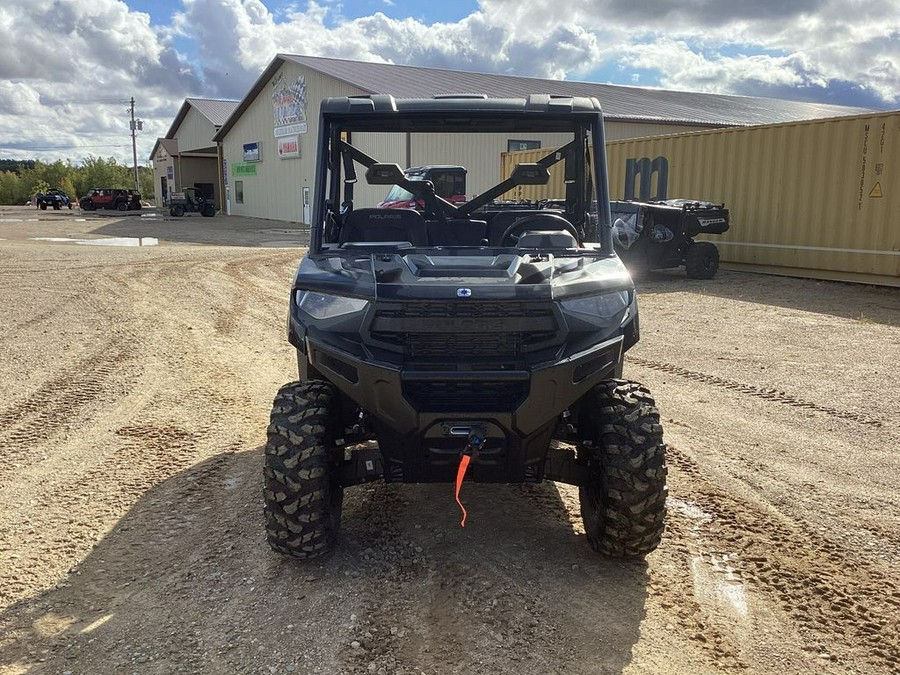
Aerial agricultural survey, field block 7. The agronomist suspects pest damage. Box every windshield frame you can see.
[310,98,613,256]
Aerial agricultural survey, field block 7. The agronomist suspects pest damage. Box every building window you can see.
[235,180,244,204]
[508,139,541,152]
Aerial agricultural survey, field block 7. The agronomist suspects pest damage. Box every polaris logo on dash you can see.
[457,288,472,298]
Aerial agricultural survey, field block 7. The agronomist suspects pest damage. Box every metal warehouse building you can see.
[151,98,238,210]
[211,54,876,219]
[194,53,894,285]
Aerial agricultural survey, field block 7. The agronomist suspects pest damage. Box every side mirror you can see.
[365,163,405,185]
[510,163,550,185]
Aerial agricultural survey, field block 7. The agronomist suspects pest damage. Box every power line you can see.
[0,145,130,150]
[1,96,130,104]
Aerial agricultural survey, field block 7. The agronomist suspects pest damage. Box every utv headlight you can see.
[296,291,369,319]
[560,290,631,321]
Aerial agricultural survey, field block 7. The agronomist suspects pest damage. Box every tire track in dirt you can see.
[0,254,210,277]
[641,481,751,671]
[666,447,900,673]
[0,250,271,610]
[0,343,134,489]
[0,423,204,606]
[627,356,885,427]
[211,251,297,337]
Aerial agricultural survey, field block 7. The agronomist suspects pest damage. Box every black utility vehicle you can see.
[169,187,215,217]
[265,94,667,560]
[611,199,730,278]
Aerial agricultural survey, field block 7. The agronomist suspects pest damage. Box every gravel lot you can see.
[0,205,898,674]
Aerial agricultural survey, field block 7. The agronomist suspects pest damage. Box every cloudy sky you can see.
[1,0,897,164]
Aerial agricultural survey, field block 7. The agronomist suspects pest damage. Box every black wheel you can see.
[578,380,667,557]
[117,200,128,211]
[39,203,47,210]
[53,202,61,210]
[201,204,215,217]
[171,204,185,217]
[264,380,344,559]
[684,241,720,279]
[81,201,94,211]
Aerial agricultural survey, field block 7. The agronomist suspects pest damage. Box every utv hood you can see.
[294,251,633,301]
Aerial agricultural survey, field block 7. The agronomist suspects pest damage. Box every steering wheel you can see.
[499,213,581,246]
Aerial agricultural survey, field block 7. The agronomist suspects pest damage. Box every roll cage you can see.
[309,95,615,255]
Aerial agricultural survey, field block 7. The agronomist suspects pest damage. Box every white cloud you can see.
[0,0,897,163]
[170,0,900,105]
[0,0,202,162]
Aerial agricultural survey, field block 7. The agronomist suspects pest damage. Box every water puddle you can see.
[670,498,750,618]
[691,552,749,617]
[258,240,306,248]
[31,236,159,247]
[669,497,713,523]
[0,218,23,222]
[262,228,308,235]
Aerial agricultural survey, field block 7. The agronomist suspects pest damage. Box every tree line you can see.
[0,157,155,205]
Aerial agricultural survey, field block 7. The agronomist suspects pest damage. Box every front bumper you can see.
[305,333,623,437]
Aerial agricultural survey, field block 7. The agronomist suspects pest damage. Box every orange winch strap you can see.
[454,453,472,527]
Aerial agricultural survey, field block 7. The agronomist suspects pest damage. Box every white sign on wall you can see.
[278,136,300,159]
[274,123,307,138]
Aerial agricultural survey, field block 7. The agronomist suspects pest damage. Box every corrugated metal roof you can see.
[150,137,178,162]
[165,98,239,140]
[185,98,240,127]
[281,54,880,127]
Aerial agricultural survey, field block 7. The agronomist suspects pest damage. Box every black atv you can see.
[264,94,667,560]
[168,187,215,217]
[611,199,730,278]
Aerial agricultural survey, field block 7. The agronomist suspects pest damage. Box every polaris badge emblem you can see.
[457,288,472,298]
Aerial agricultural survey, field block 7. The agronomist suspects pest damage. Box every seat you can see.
[426,219,487,246]
[339,208,428,246]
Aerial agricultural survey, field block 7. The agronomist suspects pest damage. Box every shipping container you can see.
[501,111,899,286]
[606,112,899,286]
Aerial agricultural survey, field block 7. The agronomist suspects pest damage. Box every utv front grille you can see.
[403,380,529,412]
[406,332,520,358]
[375,301,554,320]
[369,300,560,358]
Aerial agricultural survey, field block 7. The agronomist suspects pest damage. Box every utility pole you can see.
[129,97,142,192]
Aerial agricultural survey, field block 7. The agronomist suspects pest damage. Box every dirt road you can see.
[0,206,898,674]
